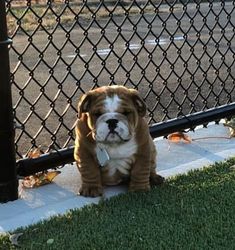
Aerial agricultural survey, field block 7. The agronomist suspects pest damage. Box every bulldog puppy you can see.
[74,85,164,197]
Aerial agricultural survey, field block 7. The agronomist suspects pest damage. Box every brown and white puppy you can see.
[74,85,164,197]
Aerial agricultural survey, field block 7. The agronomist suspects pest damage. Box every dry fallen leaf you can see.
[9,233,23,246]
[223,118,235,137]
[22,171,61,188]
[27,148,42,159]
[23,146,61,188]
[168,132,192,143]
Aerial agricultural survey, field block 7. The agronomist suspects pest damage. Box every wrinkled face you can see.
[78,86,146,144]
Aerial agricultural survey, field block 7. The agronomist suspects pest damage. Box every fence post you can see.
[0,1,18,202]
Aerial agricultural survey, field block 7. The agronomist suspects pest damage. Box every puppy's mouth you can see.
[94,130,132,144]
[105,131,130,143]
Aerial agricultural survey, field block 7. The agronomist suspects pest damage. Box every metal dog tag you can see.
[96,147,110,167]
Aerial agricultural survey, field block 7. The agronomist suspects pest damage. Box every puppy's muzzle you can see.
[95,113,132,143]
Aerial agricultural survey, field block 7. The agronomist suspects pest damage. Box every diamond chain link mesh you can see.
[5,0,235,158]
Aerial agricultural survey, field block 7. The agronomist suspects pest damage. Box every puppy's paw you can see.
[79,185,103,197]
[150,174,165,186]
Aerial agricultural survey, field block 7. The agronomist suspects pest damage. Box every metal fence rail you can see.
[2,0,235,201]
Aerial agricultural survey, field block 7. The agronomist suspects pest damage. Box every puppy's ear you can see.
[130,89,147,117]
[77,93,92,118]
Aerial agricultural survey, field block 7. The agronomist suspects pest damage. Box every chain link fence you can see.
[6,0,235,159]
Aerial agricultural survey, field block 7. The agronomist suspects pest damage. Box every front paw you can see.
[79,185,103,197]
[150,174,165,186]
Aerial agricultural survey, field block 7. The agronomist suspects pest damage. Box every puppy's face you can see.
[78,86,146,144]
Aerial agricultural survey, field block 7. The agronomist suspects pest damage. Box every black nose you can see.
[106,119,118,131]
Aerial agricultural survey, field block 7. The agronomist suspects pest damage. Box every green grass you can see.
[1,158,235,250]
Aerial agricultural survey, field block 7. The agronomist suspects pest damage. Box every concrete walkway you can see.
[1,123,235,233]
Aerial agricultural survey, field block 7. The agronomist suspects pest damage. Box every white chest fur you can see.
[96,137,138,176]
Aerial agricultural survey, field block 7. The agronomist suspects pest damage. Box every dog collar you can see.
[95,147,110,167]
